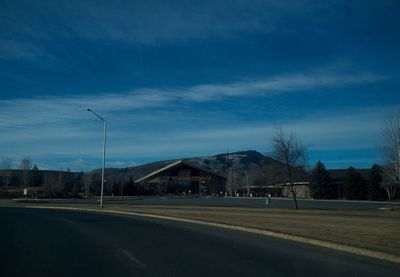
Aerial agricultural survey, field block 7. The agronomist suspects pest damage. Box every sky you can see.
[0,0,399,171]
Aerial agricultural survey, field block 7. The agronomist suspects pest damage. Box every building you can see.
[242,182,311,198]
[134,160,226,195]
[280,182,311,198]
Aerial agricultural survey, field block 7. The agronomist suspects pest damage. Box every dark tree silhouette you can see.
[272,128,306,209]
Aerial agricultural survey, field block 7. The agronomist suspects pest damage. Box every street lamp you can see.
[87,108,107,208]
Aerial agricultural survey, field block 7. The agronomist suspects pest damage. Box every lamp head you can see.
[86,108,91,112]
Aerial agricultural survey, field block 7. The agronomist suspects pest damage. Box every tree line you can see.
[270,109,400,208]
[0,156,397,201]
[0,156,139,198]
[309,162,388,201]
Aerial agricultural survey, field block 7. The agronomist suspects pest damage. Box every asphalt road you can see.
[1,207,399,277]
[15,196,400,210]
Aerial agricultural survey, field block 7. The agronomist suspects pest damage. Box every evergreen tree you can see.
[343,167,367,200]
[123,177,136,195]
[30,165,42,187]
[71,172,84,197]
[310,161,333,199]
[367,164,386,201]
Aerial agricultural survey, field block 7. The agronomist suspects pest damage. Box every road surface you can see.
[14,196,400,210]
[1,207,399,276]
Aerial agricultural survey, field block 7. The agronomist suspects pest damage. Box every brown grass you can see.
[108,205,400,256]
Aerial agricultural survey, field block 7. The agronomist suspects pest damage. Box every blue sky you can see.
[0,0,399,171]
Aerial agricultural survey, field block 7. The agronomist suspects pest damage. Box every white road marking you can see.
[115,248,147,269]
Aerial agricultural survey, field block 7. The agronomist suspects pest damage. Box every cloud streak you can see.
[0,0,332,45]
[0,39,46,61]
[0,69,392,170]
[0,71,385,127]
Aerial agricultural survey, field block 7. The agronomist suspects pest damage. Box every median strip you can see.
[26,205,400,265]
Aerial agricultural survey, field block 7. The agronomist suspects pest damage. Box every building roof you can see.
[134,160,225,183]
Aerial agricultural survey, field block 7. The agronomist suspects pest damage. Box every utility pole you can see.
[226,151,233,197]
[245,171,250,197]
[87,108,107,208]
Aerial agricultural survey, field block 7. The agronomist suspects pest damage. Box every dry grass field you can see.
[108,205,400,256]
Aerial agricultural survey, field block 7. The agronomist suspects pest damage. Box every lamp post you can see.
[87,108,107,208]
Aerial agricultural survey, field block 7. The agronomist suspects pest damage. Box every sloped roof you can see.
[134,160,225,183]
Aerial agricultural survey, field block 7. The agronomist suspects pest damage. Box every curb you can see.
[26,205,400,265]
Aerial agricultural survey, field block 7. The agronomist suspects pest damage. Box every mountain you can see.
[186,150,281,175]
[94,150,287,183]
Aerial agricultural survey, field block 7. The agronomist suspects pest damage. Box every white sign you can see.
[23,188,28,196]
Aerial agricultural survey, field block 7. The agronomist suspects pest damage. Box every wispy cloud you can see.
[0,39,46,61]
[113,107,385,155]
[0,1,397,171]
[0,69,392,170]
[59,158,90,171]
[0,71,385,127]
[0,101,391,161]
[183,72,385,101]
[0,0,331,45]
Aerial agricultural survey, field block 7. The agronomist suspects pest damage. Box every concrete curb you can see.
[224,196,400,205]
[26,205,400,265]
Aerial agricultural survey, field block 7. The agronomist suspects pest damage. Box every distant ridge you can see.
[94,150,286,182]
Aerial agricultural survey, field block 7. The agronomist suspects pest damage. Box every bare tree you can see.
[230,172,243,196]
[382,167,397,200]
[1,156,14,192]
[0,157,13,169]
[20,157,32,189]
[42,171,50,197]
[272,128,306,209]
[381,110,400,200]
[83,173,91,197]
[56,169,66,196]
